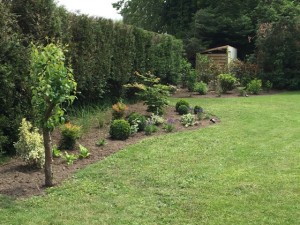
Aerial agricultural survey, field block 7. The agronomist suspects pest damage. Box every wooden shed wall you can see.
[204,53,227,67]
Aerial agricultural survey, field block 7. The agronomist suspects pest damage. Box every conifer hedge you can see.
[0,0,186,154]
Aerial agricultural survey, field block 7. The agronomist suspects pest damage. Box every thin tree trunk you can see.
[43,128,53,187]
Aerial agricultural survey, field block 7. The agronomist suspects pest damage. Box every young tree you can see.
[30,43,77,187]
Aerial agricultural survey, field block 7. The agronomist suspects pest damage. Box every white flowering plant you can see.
[180,113,196,127]
[14,118,45,168]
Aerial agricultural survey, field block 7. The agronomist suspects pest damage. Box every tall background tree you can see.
[255,0,300,89]
[113,0,300,88]
[0,1,31,154]
[113,0,259,62]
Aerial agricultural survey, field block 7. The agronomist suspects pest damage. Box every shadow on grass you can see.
[0,194,17,209]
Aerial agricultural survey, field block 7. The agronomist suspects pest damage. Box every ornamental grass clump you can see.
[59,122,81,150]
[14,118,45,168]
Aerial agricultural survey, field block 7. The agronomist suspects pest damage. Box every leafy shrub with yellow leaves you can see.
[14,118,45,168]
[112,102,128,119]
[59,122,81,150]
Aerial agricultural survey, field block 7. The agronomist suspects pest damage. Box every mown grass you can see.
[1,92,300,224]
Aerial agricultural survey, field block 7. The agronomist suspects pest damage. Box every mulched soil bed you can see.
[0,88,283,199]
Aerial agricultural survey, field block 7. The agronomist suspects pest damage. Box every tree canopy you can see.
[30,43,77,186]
[113,0,299,60]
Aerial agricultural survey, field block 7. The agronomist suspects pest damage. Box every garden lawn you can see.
[1,92,300,225]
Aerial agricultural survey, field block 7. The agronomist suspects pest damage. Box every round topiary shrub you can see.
[128,112,146,131]
[178,105,189,115]
[175,100,190,112]
[109,119,131,140]
[193,105,203,114]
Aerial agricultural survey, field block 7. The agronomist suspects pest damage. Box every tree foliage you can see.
[30,43,77,186]
[255,1,300,89]
[114,0,300,89]
[30,43,77,129]
[0,0,185,154]
[0,1,31,154]
[10,0,61,42]
[113,0,166,33]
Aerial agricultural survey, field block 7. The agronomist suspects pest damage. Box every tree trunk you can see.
[43,128,53,187]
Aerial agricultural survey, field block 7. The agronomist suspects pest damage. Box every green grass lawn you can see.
[1,92,300,224]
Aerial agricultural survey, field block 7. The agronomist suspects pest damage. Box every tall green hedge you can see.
[0,1,32,154]
[0,0,186,154]
[65,16,184,101]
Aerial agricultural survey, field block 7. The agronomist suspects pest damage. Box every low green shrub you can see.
[163,119,175,132]
[186,69,197,91]
[144,124,159,135]
[78,144,90,159]
[96,138,107,147]
[63,151,78,165]
[147,114,165,126]
[178,105,189,115]
[130,122,139,136]
[155,84,177,94]
[180,113,196,127]
[195,81,208,95]
[218,74,237,93]
[125,72,169,115]
[193,106,203,115]
[142,85,169,115]
[175,100,190,112]
[14,118,45,169]
[52,145,61,158]
[247,79,262,95]
[167,85,177,94]
[59,122,81,150]
[128,112,146,131]
[265,80,273,92]
[236,87,247,96]
[109,119,131,140]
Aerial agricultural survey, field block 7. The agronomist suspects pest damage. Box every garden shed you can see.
[200,45,237,67]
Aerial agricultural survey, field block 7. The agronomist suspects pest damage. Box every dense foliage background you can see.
[0,0,185,154]
[114,0,300,87]
[1,0,299,154]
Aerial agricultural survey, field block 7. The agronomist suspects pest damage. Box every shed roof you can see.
[201,45,235,53]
